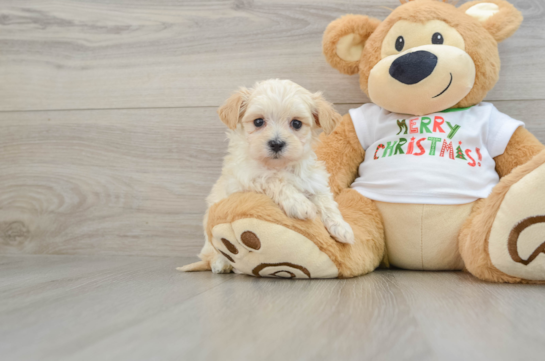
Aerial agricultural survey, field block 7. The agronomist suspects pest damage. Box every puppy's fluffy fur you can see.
[179,79,354,273]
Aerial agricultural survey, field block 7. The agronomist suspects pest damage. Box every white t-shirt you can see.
[349,102,524,205]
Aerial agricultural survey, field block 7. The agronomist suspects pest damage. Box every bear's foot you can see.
[210,218,339,279]
[461,151,545,283]
[488,161,545,282]
[205,191,385,279]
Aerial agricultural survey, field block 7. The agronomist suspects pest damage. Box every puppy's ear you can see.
[459,0,523,42]
[323,15,381,75]
[217,88,250,129]
[312,93,342,135]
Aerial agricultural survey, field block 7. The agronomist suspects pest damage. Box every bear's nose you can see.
[268,139,286,153]
[389,51,438,85]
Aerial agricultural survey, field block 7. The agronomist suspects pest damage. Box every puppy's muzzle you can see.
[268,139,286,154]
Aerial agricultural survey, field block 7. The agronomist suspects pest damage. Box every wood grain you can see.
[1,100,544,257]
[393,271,545,360]
[0,0,543,111]
[0,107,227,257]
[1,255,544,361]
[0,255,234,360]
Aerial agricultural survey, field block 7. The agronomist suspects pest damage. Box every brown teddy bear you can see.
[196,0,545,282]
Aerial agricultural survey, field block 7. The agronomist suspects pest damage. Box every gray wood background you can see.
[1,0,544,257]
[2,255,545,361]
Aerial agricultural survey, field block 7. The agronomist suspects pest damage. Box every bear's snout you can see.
[389,51,438,85]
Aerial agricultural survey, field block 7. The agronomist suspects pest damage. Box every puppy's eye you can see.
[291,119,302,130]
[432,32,444,45]
[395,36,404,52]
[253,118,264,127]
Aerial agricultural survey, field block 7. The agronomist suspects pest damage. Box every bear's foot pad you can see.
[489,163,545,281]
[211,218,338,279]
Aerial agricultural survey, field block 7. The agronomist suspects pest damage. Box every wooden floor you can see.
[1,0,545,360]
[1,255,545,361]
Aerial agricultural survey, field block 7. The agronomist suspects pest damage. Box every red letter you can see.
[475,147,482,167]
[440,139,455,159]
[433,116,445,133]
[466,149,476,167]
[374,144,385,160]
[413,138,427,156]
[407,137,415,155]
[409,118,419,134]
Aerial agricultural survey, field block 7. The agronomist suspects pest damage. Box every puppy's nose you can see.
[389,50,438,85]
[268,139,286,153]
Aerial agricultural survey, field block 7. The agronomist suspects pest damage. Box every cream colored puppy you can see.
[179,79,354,274]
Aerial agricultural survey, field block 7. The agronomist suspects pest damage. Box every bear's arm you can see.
[494,127,545,178]
[315,113,365,196]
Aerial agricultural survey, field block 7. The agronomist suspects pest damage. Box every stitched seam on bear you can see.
[508,215,545,265]
[252,262,311,278]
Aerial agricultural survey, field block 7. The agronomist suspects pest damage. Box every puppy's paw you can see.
[211,255,233,274]
[280,197,317,220]
[324,217,355,244]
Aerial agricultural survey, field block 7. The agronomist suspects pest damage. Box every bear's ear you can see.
[217,88,251,130]
[460,0,523,42]
[311,93,342,135]
[323,15,381,75]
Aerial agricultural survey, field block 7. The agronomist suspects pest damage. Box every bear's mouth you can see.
[432,73,453,98]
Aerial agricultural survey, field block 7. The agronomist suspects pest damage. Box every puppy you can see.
[179,79,354,274]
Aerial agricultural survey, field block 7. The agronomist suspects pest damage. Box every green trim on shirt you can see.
[440,106,474,113]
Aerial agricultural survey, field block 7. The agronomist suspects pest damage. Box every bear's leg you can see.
[459,150,545,283]
[202,188,384,279]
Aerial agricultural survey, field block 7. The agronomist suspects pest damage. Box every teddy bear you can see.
[201,0,545,283]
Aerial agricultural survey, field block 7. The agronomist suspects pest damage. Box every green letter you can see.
[446,121,461,139]
[420,117,432,134]
[428,137,442,156]
[395,138,407,155]
[396,119,408,135]
[382,141,398,157]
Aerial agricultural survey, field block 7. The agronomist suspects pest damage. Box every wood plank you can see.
[0,0,543,111]
[73,271,432,361]
[0,255,234,361]
[3,256,542,361]
[0,107,226,257]
[392,271,545,360]
[0,256,432,361]
[1,100,544,257]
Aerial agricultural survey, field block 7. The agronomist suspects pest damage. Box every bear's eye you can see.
[291,119,302,130]
[395,36,405,51]
[253,118,265,127]
[432,32,444,45]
